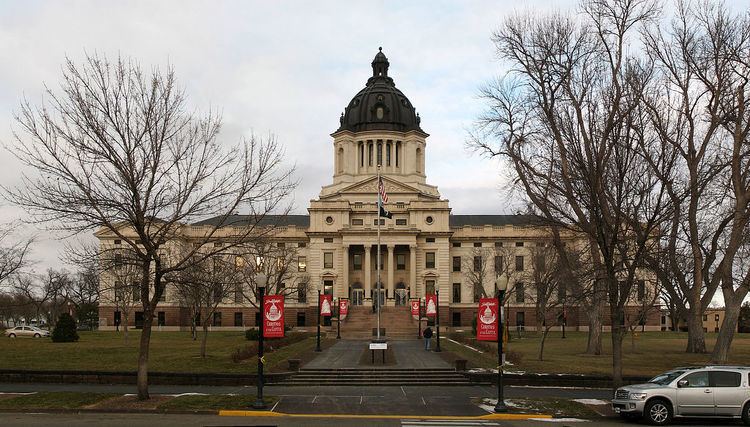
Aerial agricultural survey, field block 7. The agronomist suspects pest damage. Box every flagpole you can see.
[376,164,382,341]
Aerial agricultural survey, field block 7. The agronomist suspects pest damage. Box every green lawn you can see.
[445,331,750,377]
[0,330,322,374]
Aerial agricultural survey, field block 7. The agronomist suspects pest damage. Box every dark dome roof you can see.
[336,48,424,134]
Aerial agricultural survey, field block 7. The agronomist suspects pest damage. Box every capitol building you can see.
[97,49,660,333]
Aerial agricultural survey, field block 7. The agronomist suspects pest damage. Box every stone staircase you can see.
[278,367,471,386]
[339,305,418,339]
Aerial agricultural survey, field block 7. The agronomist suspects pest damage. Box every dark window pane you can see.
[711,371,740,387]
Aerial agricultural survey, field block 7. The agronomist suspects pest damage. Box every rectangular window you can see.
[234,312,243,327]
[452,256,461,272]
[515,256,524,271]
[426,237,435,243]
[395,142,400,167]
[711,371,741,387]
[452,242,461,248]
[495,241,503,247]
[368,143,373,166]
[212,312,222,327]
[396,254,406,270]
[324,252,333,269]
[516,311,525,328]
[515,282,525,303]
[452,312,461,327]
[373,219,385,226]
[114,239,121,245]
[297,285,307,303]
[114,311,121,326]
[298,256,307,272]
[637,280,645,301]
[396,202,404,209]
[213,284,223,304]
[354,202,363,209]
[452,283,461,303]
[395,218,407,225]
[114,254,123,269]
[324,237,334,243]
[277,242,285,248]
[234,283,243,304]
[473,256,482,272]
[298,242,307,248]
[515,241,524,247]
[352,218,364,226]
[426,280,435,294]
[425,252,435,269]
[386,143,391,166]
[703,314,708,321]
[494,256,502,274]
[474,242,482,247]
[157,311,165,326]
[353,254,362,270]
[377,141,382,165]
[297,312,306,326]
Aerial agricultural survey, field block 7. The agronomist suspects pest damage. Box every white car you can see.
[4,325,50,338]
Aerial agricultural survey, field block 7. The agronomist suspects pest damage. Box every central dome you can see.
[336,48,424,134]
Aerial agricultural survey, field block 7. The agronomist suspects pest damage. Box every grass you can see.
[158,394,276,411]
[444,331,750,377]
[0,392,116,409]
[475,397,600,418]
[0,330,327,374]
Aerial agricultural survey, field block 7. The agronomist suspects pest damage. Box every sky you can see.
[0,0,745,274]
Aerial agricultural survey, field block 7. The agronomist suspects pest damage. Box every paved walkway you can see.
[305,339,450,369]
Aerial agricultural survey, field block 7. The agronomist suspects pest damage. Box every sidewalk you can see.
[304,339,450,369]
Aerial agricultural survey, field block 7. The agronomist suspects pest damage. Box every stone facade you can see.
[97,49,662,332]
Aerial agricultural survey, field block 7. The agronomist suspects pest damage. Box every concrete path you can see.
[305,339,450,369]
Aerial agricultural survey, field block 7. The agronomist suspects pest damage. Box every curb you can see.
[217,410,554,420]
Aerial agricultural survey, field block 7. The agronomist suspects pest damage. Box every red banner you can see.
[477,297,499,341]
[410,300,420,316]
[263,295,285,338]
[320,294,333,317]
[425,294,437,317]
[339,299,348,316]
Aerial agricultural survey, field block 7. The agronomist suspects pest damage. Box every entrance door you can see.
[395,286,407,306]
[134,311,144,329]
[373,288,385,309]
[352,289,364,306]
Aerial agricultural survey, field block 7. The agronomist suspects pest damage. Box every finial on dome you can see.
[372,47,389,78]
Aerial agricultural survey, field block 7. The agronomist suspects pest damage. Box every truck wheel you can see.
[33,333,41,338]
[742,402,750,425]
[645,399,672,426]
[8,333,15,338]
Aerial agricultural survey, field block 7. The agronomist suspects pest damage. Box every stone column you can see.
[409,244,417,298]
[341,245,349,298]
[387,245,395,304]
[364,245,372,305]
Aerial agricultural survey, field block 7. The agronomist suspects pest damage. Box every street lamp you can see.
[434,289,441,352]
[335,298,341,339]
[253,271,268,410]
[494,275,508,413]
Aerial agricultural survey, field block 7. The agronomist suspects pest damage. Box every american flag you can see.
[378,178,388,203]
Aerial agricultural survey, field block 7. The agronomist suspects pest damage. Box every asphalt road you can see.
[0,412,745,427]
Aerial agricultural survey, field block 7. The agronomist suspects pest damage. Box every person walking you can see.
[423,326,433,351]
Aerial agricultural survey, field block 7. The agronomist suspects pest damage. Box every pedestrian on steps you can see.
[423,326,433,351]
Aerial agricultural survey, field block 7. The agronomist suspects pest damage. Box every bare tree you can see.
[641,1,750,356]
[238,240,310,308]
[624,277,661,352]
[462,247,495,302]
[171,254,242,358]
[6,53,295,399]
[471,0,670,386]
[12,270,70,327]
[526,245,564,361]
[64,257,100,330]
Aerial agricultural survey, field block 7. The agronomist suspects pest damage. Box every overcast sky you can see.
[0,0,745,275]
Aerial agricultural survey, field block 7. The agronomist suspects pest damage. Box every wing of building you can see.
[97,48,661,334]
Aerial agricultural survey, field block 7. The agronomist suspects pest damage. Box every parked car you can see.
[4,325,50,338]
[612,365,750,425]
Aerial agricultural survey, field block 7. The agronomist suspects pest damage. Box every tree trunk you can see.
[201,323,209,358]
[191,316,197,341]
[538,328,548,361]
[711,303,741,363]
[585,307,603,355]
[611,324,624,389]
[136,309,153,400]
[685,307,707,353]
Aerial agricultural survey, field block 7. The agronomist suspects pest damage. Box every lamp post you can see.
[315,289,322,352]
[253,272,268,410]
[495,275,508,413]
[434,289,441,352]
[336,298,341,339]
[417,298,423,339]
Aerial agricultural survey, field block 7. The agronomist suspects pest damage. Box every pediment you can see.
[338,176,422,196]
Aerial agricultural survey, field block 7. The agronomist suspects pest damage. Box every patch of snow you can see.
[528,418,589,423]
[168,393,209,397]
[572,399,609,405]
[446,338,484,353]
[509,385,609,390]
[0,392,35,395]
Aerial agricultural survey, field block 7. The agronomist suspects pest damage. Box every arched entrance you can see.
[395,282,408,306]
[350,282,364,306]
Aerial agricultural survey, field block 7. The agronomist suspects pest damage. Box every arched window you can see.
[359,142,364,167]
[337,147,344,173]
[416,147,422,173]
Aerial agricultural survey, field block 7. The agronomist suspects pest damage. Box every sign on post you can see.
[477,297,499,341]
[263,295,285,338]
[410,300,420,316]
[320,294,333,317]
[339,299,348,317]
[425,294,437,317]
